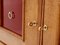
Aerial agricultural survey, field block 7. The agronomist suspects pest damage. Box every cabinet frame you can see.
[38,0,45,45]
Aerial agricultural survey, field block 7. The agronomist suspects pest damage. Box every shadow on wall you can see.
[0,0,1,26]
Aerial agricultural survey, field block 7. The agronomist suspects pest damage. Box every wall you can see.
[0,0,1,26]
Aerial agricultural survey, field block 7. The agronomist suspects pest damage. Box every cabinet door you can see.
[25,0,40,45]
[3,0,22,35]
[43,0,59,45]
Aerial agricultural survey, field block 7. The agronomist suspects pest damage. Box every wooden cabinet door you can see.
[43,0,59,45]
[25,0,60,45]
[25,0,40,45]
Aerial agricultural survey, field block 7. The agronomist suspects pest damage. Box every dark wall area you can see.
[0,0,1,26]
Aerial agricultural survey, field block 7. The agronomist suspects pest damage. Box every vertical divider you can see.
[38,0,45,45]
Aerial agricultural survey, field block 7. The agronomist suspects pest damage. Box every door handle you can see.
[8,11,15,19]
[28,21,37,27]
[38,25,48,31]
[43,25,48,31]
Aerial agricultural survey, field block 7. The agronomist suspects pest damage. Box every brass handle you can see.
[28,21,37,27]
[43,25,48,31]
[38,25,48,31]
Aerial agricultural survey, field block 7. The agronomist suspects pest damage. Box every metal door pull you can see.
[28,21,37,27]
[38,25,48,31]
[8,11,15,19]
